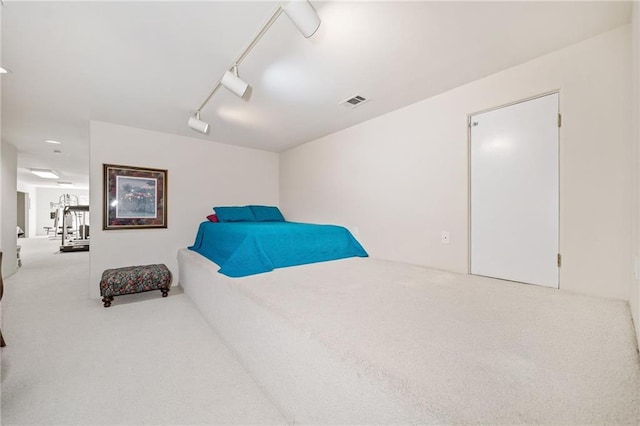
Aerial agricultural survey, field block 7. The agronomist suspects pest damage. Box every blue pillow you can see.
[213,206,256,222]
[248,205,285,222]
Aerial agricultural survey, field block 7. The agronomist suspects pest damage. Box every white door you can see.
[470,93,559,288]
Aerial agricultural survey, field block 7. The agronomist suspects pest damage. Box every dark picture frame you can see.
[103,164,167,230]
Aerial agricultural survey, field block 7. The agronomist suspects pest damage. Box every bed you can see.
[188,221,368,277]
[178,207,639,423]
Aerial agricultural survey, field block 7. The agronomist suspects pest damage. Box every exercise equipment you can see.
[49,194,78,239]
[50,194,90,252]
[60,204,90,252]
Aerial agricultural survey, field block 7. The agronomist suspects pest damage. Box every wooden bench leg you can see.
[161,289,169,298]
[102,296,114,308]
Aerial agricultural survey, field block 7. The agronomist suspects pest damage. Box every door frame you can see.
[466,89,562,287]
[17,191,29,238]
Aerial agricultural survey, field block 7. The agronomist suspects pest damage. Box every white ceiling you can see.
[1,1,632,190]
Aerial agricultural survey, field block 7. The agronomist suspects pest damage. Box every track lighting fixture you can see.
[282,0,321,38]
[188,111,209,134]
[220,64,249,98]
[188,0,321,132]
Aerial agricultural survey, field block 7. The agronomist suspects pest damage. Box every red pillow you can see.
[206,214,219,223]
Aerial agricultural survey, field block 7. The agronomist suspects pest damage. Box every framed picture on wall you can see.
[103,164,167,230]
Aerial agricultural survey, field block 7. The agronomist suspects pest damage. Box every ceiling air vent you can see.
[340,94,369,109]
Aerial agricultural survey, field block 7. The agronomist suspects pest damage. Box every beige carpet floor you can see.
[0,237,286,425]
[182,250,640,425]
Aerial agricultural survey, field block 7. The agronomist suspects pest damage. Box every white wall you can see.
[631,2,640,345]
[89,121,279,299]
[0,6,3,277]
[1,141,18,278]
[0,6,18,278]
[281,25,632,301]
[35,187,89,236]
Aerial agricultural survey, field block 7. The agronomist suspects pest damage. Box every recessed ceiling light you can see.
[0,67,8,74]
[57,182,74,188]
[31,168,59,179]
[45,139,62,144]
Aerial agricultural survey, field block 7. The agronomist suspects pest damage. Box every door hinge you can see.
[557,253,562,267]
[557,113,562,128]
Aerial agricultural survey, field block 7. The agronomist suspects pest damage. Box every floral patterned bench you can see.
[100,264,172,307]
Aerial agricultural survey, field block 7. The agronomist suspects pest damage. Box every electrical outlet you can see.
[441,231,450,244]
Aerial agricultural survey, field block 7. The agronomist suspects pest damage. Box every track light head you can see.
[188,112,209,134]
[282,0,321,38]
[220,65,249,98]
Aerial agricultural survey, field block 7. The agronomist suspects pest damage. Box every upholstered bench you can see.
[100,264,171,307]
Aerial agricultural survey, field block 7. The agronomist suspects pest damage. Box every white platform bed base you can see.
[177,248,430,424]
[177,248,640,425]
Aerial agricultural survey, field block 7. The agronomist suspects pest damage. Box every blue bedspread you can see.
[188,221,368,277]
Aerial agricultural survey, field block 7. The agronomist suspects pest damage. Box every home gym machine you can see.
[60,204,90,252]
[56,194,90,252]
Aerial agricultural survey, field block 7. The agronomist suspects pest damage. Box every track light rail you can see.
[196,6,283,114]
[189,0,320,134]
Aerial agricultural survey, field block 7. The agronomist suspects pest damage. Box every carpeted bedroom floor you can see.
[0,237,286,425]
[181,248,640,425]
[2,237,640,425]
